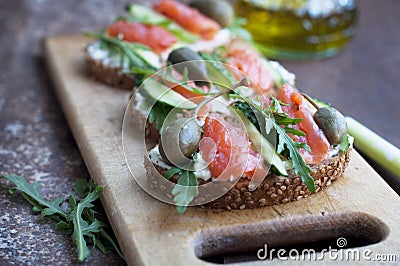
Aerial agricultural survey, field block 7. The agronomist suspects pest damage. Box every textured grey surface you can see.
[0,0,399,265]
[0,0,137,264]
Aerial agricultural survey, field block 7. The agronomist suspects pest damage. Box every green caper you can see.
[190,0,234,27]
[167,47,209,83]
[159,78,250,166]
[159,118,201,166]
[314,107,347,145]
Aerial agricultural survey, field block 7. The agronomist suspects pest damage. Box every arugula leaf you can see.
[232,99,316,192]
[274,125,315,192]
[0,175,124,262]
[284,127,306,137]
[68,187,103,261]
[74,178,96,199]
[273,101,316,192]
[171,170,198,214]
[84,31,157,74]
[2,174,67,218]
[98,230,125,258]
[269,98,309,139]
[56,220,74,234]
[233,99,275,140]
[270,99,315,191]
[270,97,286,113]
[148,102,174,132]
[270,97,303,126]
[274,114,303,126]
[164,167,182,180]
[339,134,353,153]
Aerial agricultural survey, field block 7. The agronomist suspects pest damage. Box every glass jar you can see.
[234,0,358,60]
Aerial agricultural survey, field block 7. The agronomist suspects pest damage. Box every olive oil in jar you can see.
[235,0,358,60]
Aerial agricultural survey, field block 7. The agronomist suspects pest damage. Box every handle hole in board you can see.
[192,211,389,264]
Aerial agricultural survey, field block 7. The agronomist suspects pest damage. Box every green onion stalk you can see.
[346,117,400,178]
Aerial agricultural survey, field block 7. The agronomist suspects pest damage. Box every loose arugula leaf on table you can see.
[2,174,67,218]
[0,175,124,262]
[68,187,103,261]
[73,178,96,198]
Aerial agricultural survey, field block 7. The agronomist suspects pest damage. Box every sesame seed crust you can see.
[144,147,352,210]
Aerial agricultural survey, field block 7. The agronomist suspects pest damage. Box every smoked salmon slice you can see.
[153,0,221,40]
[107,20,177,54]
[200,113,267,181]
[277,83,330,165]
[226,47,274,93]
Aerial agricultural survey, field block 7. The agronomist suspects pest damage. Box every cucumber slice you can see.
[235,109,288,176]
[143,78,197,109]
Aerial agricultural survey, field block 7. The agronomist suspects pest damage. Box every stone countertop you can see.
[0,0,399,265]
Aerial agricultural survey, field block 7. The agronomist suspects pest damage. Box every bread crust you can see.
[85,46,135,91]
[144,148,352,210]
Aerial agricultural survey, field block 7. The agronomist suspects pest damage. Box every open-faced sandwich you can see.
[129,44,353,213]
[85,0,245,90]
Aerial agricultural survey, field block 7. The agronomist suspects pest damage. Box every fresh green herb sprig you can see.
[339,134,352,153]
[270,97,306,137]
[164,167,198,214]
[84,30,157,85]
[233,98,316,192]
[148,101,175,132]
[0,175,124,261]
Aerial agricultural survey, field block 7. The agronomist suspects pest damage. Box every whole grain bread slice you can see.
[144,147,351,210]
[86,52,135,91]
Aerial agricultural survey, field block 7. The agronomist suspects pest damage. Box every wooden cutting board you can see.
[44,35,400,265]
